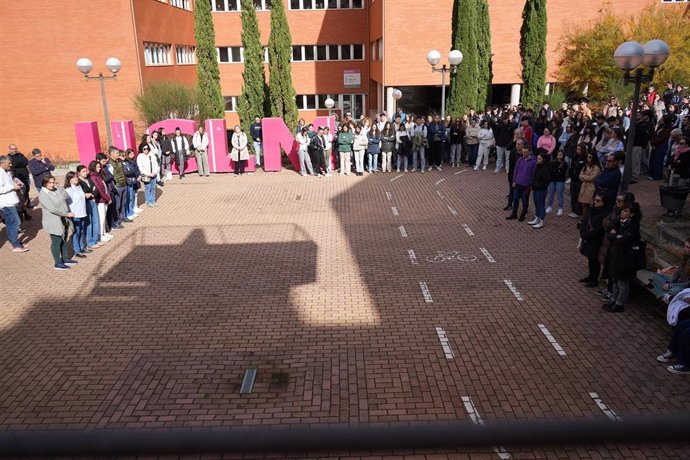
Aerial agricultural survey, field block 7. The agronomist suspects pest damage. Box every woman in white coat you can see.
[353,125,368,176]
[296,127,314,176]
[476,120,495,171]
[230,125,249,176]
[137,147,160,207]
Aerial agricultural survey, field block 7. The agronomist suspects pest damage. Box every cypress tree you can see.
[520,0,548,109]
[447,0,479,117]
[268,0,299,131]
[194,0,225,120]
[475,0,492,109]
[238,0,267,151]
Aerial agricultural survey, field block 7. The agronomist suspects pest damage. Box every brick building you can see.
[1,0,676,160]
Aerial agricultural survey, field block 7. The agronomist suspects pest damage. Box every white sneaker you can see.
[437,165,442,171]
[545,206,552,214]
[421,169,425,174]
[428,166,433,171]
[568,212,579,218]
[404,168,408,173]
[396,169,400,173]
[326,173,332,177]
[482,165,487,171]
[411,168,417,173]
[494,169,499,174]
[527,217,540,225]
[557,208,563,216]
[533,220,544,229]
[473,166,479,171]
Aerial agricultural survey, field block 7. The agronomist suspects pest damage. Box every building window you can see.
[217,46,268,63]
[144,42,172,66]
[289,0,362,8]
[224,96,238,112]
[213,0,269,10]
[170,0,191,10]
[295,93,366,118]
[291,44,364,62]
[370,39,382,61]
[175,45,197,64]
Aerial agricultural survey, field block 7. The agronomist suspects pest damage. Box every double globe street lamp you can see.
[76,57,122,147]
[426,49,463,119]
[613,39,669,192]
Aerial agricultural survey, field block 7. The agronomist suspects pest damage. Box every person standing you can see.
[7,144,31,218]
[77,164,101,250]
[297,127,314,176]
[595,154,623,208]
[192,126,210,177]
[171,127,190,179]
[427,114,446,171]
[380,122,395,173]
[108,148,128,227]
[449,119,463,168]
[64,171,88,259]
[476,120,495,171]
[0,155,28,252]
[137,143,160,207]
[353,125,368,176]
[250,116,263,168]
[27,149,55,194]
[309,127,328,177]
[39,175,76,270]
[578,151,602,221]
[465,119,480,169]
[604,202,642,313]
[230,125,249,176]
[506,146,537,222]
[367,124,381,173]
[323,127,334,175]
[123,149,141,220]
[579,193,609,287]
[338,124,354,176]
[568,144,587,218]
[158,128,173,184]
[545,150,567,216]
[493,116,514,173]
[410,117,428,173]
[528,152,551,229]
[89,161,113,243]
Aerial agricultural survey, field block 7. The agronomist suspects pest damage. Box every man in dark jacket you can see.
[629,110,653,181]
[493,115,514,174]
[27,148,55,193]
[250,116,263,167]
[8,144,31,215]
[505,138,524,210]
[595,154,623,205]
[427,114,446,171]
[108,148,129,227]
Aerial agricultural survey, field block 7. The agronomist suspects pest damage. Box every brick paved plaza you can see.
[2,168,690,459]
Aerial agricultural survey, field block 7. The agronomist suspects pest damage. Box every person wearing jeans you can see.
[123,149,141,219]
[465,119,480,168]
[410,118,427,173]
[89,160,113,242]
[65,171,88,258]
[494,116,514,173]
[0,155,28,252]
[250,116,263,168]
[528,153,551,229]
[297,128,314,176]
[506,146,536,222]
[545,150,567,216]
[77,165,100,250]
[108,148,128,227]
[171,128,190,179]
[367,125,381,173]
[38,175,77,270]
[138,146,160,206]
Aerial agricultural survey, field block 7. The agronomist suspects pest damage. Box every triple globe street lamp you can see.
[426,49,463,120]
[613,39,669,192]
[76,57,122,147]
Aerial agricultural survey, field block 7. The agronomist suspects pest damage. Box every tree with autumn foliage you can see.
[556,3,690,103]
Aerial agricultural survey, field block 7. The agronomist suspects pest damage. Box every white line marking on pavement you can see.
[589,392,622,421]
[385,191,392,201]
[447,204,458,216]
[462,224,475,236]
[538,324,567,356]
[399,226,408,238]
[435,327,455,359]
[391,207,399,216]
[503,279,524,301]
[455,169,468,175]
[419,282,433,303]
[408,249,418,265]
[480,247,496,263]
[461,396,512,459]
[436,190,445,199]
[390,174,404,182]
[435,178,446,186]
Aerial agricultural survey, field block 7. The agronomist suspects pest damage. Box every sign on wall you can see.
[344,70,361,89]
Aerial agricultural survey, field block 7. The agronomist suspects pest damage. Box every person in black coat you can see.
[8,145,31,218]
[528,152,551,229]
[568,144,587,218]
[604,202,642,313]
[579,192,609,287]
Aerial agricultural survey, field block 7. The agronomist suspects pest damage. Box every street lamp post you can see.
[613,39,669,192]
[76,57,122,147]
[426,50,463,120]
[324,97,335,118]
